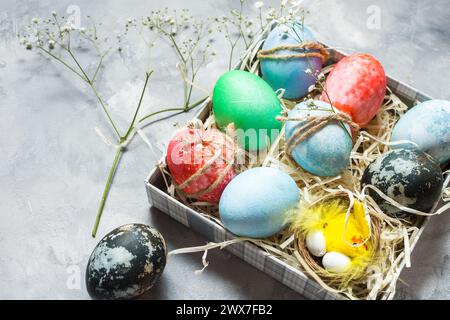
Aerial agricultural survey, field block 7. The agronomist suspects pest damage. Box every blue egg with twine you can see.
[219,167,300,238]
[259,22,324,100]
[285,100,353,177]
[391,99,450,165]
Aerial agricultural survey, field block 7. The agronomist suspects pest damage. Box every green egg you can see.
[212,70,282,151]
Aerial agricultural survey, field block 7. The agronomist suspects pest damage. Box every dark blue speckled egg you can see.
[86,224,166,300]
[361,149,443,220]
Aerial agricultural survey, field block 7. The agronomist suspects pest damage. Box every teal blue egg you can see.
[219,167,300,238]
[285,100,353,176]
[391,99,450,164]
[260,22,323,100]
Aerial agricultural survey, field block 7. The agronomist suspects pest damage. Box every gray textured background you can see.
[1,0,449,299]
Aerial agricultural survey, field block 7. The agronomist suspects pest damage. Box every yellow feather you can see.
[290,198,374,277]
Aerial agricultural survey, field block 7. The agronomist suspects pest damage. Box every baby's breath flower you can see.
[254,1,264,9]
[61,24,72,33]
[305,68,312,74]
[25,42,32,50]
[32,18,39,24]
[51,11,57,17]
[48,39,55,50]
[280,25,289,33]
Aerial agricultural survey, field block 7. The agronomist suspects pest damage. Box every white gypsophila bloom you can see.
[32,18,39,24]
[19,38,27,45]
[61,25,72,32]
[254,1,264,9]
[280,25,289,33]
[289,0,300,6]
[281,0,288,7]
[305,68,312,74]
[51,11,57,17]
[80,27,86,33]
[308,84,315,92]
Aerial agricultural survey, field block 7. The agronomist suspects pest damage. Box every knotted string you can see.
[257,41,330,64]
[277,112,360,156]
[173,124,236,199]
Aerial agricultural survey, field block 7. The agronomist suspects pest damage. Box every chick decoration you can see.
[292,198,375,278]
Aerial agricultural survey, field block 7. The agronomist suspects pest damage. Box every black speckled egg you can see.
[361,149,443,219]
[86,224,166,300]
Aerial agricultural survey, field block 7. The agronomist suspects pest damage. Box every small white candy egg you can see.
[305,230,326,257]
[322,252,351,273]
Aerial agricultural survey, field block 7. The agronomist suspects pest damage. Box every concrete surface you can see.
[0,0,449,299]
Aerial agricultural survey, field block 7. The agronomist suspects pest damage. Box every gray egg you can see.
[86,224,166,300]
[361,149,443,220]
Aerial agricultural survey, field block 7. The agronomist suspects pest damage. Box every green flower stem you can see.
[123,71,153,140]
[228,45,235,70]
[137,96,208,125]
[184,58,195,108]
[89,83,123,139]
[91,145,123,237]
[38,47,87,82]
[37,46,122,140]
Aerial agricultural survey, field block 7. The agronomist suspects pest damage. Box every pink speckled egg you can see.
[321,53,386,126]
[166,127,235,204]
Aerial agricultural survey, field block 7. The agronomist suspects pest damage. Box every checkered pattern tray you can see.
[145,39,439,300]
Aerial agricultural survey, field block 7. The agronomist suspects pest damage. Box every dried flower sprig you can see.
[19,13,123,138]
[18,11,210,237]
[136,8,215,110]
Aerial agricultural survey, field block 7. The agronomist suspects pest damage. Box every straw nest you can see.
[158,24,449,299]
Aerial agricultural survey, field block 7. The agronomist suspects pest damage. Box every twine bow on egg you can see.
[173,123,237,200]
[276,112,360,156]
[257,41,330,64]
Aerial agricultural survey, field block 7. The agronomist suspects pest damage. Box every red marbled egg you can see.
[320,53,386,126]
[166,127,235,204]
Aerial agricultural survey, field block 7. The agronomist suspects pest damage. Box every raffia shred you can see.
[159,23,450,300]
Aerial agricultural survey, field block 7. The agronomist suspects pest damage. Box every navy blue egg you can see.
[86,224,166,300]
[391,99,450,165]
[361,149,443,219]
[285,100,353,176]
[219,167,300,238]
[260,22,323,100]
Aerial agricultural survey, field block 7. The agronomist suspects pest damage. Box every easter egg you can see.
[305,230,327,257]
[391,99,450,165]
[219,167,300,238]
[285,100,353,176]
[361,149,444,219]
[260,22,324,100]
[166,127,235,204]
[212,70,282,151]
[86,224,166,300]
[322,252,351,273]
[321,53,386,126]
